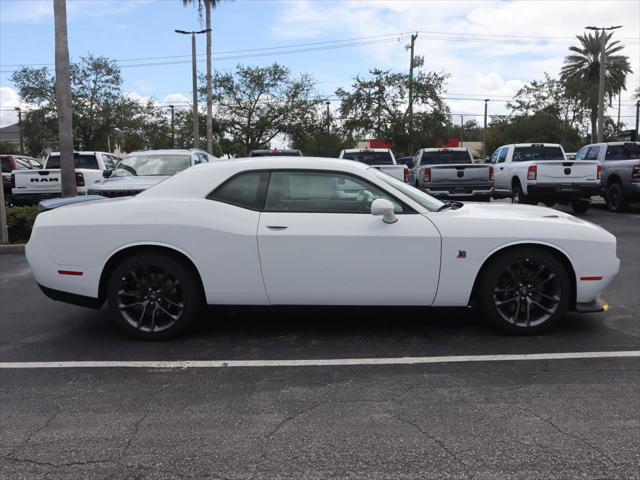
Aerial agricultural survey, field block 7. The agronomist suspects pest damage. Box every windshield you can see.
[113,154,191,177]
[342,151,393,165]
[513,146,564,161]
[421,151,472,165]
[46,154,99,169]
[605,144,640,160]
[370,168,444,212]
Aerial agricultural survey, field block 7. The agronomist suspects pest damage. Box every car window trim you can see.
[207,168,416,214]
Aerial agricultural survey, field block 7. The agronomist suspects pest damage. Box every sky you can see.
[1,0,639,136]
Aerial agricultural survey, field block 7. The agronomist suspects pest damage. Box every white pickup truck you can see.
[491,143,601,213]
[409,147,493,201]
[11,151,119,205]
[338,148,409,182]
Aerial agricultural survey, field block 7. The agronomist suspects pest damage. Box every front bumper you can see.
[527,183,600,199]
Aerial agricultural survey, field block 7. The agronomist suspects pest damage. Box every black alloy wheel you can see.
[107,253,202,339]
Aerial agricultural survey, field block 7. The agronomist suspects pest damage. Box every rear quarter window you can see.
[421,151,472,164]
[341,151,393,165]
[605,144,640,160]
[513,146,564,162]
[208,171,269,210]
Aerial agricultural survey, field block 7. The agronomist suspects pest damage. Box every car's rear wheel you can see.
[106,253,202,339]
[478,247,570,334]
[511,183,533,205]
[605,182,627,213]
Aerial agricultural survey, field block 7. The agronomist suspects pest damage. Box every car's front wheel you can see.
[477,247,570,334]
[106,253,202,339]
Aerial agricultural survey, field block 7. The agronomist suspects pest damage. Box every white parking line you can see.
[0,351,638,369]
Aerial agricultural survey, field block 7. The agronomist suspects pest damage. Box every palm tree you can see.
[53,0,77,197]
[561,30,631,141]
[182,0,229,154]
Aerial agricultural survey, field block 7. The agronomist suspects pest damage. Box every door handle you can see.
[266,225,288,230]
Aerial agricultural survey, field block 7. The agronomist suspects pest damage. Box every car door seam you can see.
[421,214,444,306]
[256,211,273,305]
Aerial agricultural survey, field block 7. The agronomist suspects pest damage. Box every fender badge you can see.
[457,250,467,259]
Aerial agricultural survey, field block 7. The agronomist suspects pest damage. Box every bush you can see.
[6,205,39,244]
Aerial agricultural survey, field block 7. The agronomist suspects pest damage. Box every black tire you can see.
[605,182,628,213]
[571,201,589,214]
[511,182,533,205]
[477,247,570,334]
[106,253,202,339]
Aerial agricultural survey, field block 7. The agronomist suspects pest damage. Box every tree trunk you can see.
[590,109,597,143]
[53,0,77,197]
[205,0,213,154]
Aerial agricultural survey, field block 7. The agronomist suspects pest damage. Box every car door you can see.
[493,147,509,191]
[257,170,441,306]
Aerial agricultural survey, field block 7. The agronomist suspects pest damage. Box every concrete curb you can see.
[0,244,25,254]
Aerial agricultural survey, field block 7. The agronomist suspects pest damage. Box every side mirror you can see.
[102,169,113,178]
[371,198,397,224]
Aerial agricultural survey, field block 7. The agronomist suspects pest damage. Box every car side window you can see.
[498,148,508,163]
[586,146,600,160]
[208,171,269,210]
[16,159,31,169]
[489,150,499,164]
[264,171,405,214]
[574,146,589,161]
[102,154,115,170]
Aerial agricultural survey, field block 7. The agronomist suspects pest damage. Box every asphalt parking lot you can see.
[1,203,639,479]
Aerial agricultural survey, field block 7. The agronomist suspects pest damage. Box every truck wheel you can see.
[571,201,589,214]
[511,183,532,205]
[477,247,570,334]
[605,182,628,213]
[106,253,203,340]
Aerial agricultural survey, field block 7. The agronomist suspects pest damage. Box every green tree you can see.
[287,105,353,157]
[336,68,449,152]
[212,63,321,154]
[560,31,632,140]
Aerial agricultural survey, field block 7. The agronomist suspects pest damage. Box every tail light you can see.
[403,167,409,183]
[75,172,85,187]
[10,173,15,189]
[489,165,494,181]
[527,165,537,181]
[632,164,640,181]
[597,163,603,181]
[423,167,431,183]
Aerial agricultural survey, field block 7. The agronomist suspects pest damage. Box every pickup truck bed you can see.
[338,149,408,182]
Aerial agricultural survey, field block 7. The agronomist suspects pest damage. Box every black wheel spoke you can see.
[117,263,184,334]
[493,258,561,328]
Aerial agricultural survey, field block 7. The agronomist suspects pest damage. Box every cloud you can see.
[273,0,639,123]
[0,87,24,128]
[162,93,191,109]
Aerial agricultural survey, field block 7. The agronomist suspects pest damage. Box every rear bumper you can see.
[527,183,600,199]
[38,284,102,309]
[573,297,608,314]
[422,184,493,199]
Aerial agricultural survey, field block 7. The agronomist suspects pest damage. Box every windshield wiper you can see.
[436,200,464,212]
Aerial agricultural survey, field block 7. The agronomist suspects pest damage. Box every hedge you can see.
[6,205,39,244]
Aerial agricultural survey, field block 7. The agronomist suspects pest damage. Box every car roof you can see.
[341,148,391,152]
[420,147,469,152]
[126,149,193,156]
[510,143,562,148]
[48,151,110,155]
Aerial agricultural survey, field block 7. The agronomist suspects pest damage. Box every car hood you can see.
[89,175,170,190]
[453,202,589,222]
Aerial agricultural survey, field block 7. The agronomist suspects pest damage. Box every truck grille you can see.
[89,189,144,198]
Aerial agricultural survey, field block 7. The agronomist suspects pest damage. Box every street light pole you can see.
[460,115,464,145]
[14,107,24,154]
[586,25,622,142]
[325,101,331,133]
[483,99,489,161]
[169,105,175,148]
[175,28,210,150]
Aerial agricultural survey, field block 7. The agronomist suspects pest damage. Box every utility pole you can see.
[586,25,622,142]
[459,115,464,145]
[325,101,331,133]
[169,105,176,148]
[175,28,210,150]
[407,33,418,154]
[14,107,24,154]
[635,101,639,141]
[483,99,489,161]
[617,91,621,126]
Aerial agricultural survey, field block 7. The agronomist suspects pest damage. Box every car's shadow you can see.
[45,303,635,362]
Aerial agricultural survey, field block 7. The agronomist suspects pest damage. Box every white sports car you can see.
[27,157,620,339]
